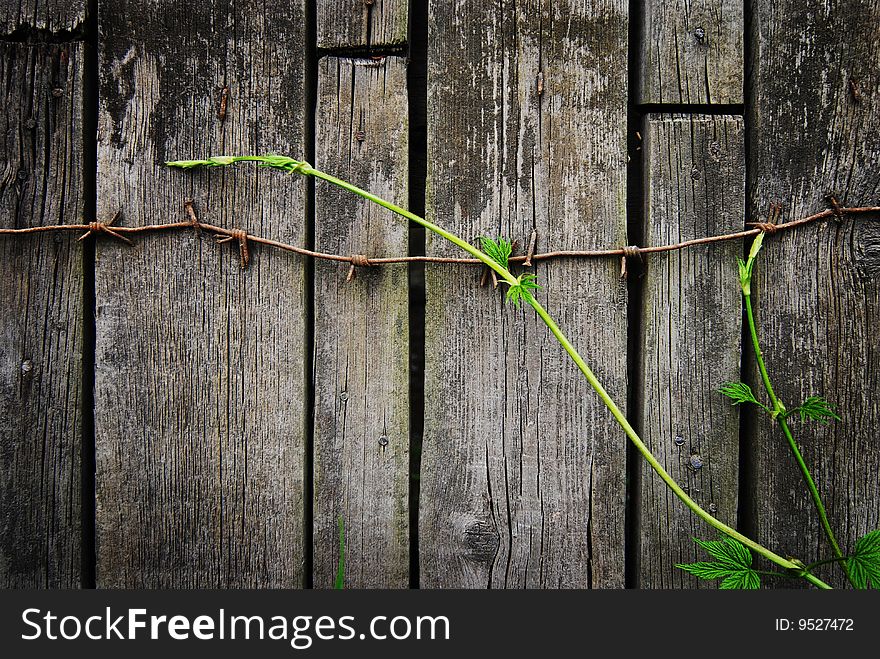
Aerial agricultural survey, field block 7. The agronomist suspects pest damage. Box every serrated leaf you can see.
[693,537,753,570]
[793,396,841,424]
[678,537,759,589]
[720,381,759,407]
[847,529,880,589]
[506,285,524,308]
[674,562,737,580]
[505,274,542,309]
[692,538,730,562]
[726,537,754,567]
[479,236,512,271]
[720,570,761,590]
[517,273,541,290]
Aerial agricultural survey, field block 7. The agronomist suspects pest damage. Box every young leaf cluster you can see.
[737,231,765,295]
[791,396,841,424]
[479,236,513,271]
[166,154,310,175]
[506,273,541,308]
[165,155,240,169]
[479,236,542,308]
[848,529,880,589]
[720,383,839,424]
[719,382,770,413]
[253,154,311,174]
[676,537,761,589]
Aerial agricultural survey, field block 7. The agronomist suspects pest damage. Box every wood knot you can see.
[463,520,500,562]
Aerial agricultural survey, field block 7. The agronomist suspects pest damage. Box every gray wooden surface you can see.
[420,0,629,588]
[747,0,880,588]
[640,0,743,104]
[94,0,308,587]
[639,114,744,587]
[1,0,879,592]
[313,55,410,588]
[317,0,407,49]
[0,1,86,33]
[0,41,85,588]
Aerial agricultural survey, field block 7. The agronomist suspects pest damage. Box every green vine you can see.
[167,154,877,590]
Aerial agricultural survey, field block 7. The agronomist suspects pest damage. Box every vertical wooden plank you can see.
[313,56,409,588]
[0,1,86,33]
[421,0,629,588]
[95,0,307,587]
[748,0,880,587]
[0,41,84,587]
[640,0,743,105]
[639,114,744,587]
[317,0,407,49]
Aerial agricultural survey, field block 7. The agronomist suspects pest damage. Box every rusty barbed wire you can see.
[1,201,878,280]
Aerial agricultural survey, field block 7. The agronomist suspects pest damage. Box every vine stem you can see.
[313,163,832,588]
[170,156,833,589]
[744,292,855,588]
[804,556,849,572]
[527,293,827,588]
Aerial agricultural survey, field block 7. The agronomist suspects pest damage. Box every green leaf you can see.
[720,570,761,590]
[738,233,766,295]
[166,156,238,169]
[847,529,880,589]
[505,273,541,309]
[693,537,753,570]
[479,236,513,271]
[675,562,738,580]
[676,537,761,589]
[335,515,345,590]
[791,396,841,424]
[719,381,759,407]
[255,154,310,174]
[167,154,311,175]
[748,231,765,261]
[737,258,749,286]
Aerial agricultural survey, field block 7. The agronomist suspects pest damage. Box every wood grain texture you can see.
[0,42,84,587]
[95,0,308,587]
[640,0,743,105]
[421,0,629,588]
[317,0,407,49]
[313,56,409,589]
[748,0,880,588]
[639,114,743,588]
[0,1,85,34]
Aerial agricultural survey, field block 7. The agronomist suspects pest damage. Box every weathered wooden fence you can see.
[1,0,877,589]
